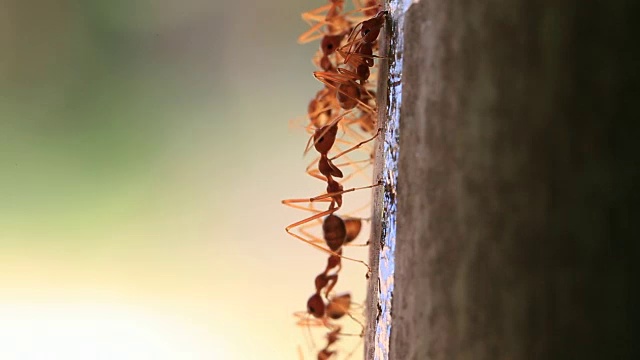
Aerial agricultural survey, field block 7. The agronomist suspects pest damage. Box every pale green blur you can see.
[0,1,371,359]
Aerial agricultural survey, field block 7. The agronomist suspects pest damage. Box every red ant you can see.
[299,1,350,44]
[354,0,382,17]
[343,10,387,49]
[295,293,363,359]
[283,111,380,269]
[311,213,367,297]
[282,186,378,275]
[297,293,363,334]
[313,69,377,112]
[336,11,387,78]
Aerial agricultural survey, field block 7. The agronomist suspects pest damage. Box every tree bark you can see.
[386,0,639,359]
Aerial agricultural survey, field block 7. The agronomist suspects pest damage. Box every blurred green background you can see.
[0,0,371,359]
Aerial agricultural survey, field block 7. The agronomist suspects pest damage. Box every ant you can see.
[298,1,350,44]
[316,32,348,71]
[300,111,379,191]
[282,187,378,276]
[355,0,382,17]
[342,10,387,50]
[299,1,382,44]
[297,293,363,334]
[312,214,367,296]
[306,130,379,184]
[313,69,377,112]
[334,11,387,80]
[295,293,363,359]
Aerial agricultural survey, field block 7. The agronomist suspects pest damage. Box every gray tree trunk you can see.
[369,0,638,359]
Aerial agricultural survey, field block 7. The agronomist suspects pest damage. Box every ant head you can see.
[313,125,338,154]
[323,214,347,251]
[321,34,344,56]
[361,11,387,43]
[307,293,325,318]
[318,349,335,360]
[344,218,363,243]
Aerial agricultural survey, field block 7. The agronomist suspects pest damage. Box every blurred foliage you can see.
[0,0,319,247]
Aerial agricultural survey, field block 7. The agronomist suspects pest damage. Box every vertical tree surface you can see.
[387,1,638,359]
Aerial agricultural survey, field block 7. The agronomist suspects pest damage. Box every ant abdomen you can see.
[322,214,347,251]
[337,83,360,110]
[344,218,363,243]
[326,293,351,319]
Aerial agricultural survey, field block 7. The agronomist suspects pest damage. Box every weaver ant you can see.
[354,0,382,17]
[282,179,378,276]
[300,111,379,190]
[314,69,376,112]
[297,293,363,334]
[298,1,350,44]
[343,10,387,49]
[295,293,363,359]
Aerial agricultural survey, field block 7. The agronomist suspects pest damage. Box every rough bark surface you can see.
[389,1,638,359]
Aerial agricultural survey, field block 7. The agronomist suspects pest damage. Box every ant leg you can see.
[304,111,353,155]
[282,198,331,213]
[294,313,321,351]
[299,223,328,246]
[297,345,304,360]
[285,205,340,244]
[306,143,371,184]
[343,332,365,360]
[339,122,370,142]
[295,316,323,328]
[298,22,327,44]
[306,167,329,182]
[322,273,339,299]
[285,215,372,276]
[308,181,382,203]
[301,4,333,25]
[330,128,381,161]
[332,154,373,184]
[345,20,364,45]
[347,312,365,337]
[282,197,333,206]
[313,72,376,114]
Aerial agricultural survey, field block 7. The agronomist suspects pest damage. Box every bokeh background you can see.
[0,0,373,359]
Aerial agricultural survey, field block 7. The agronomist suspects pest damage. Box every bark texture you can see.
[389,1,638,359]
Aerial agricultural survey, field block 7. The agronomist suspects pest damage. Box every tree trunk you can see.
[368,0,639,359]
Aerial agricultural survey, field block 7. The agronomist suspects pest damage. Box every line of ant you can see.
[291,212,367,359]
[285,2,387,358]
